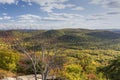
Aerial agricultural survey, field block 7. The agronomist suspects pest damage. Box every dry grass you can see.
[0,69,16,79]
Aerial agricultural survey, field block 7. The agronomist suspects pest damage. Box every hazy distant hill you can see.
[99,29,120,33]
[87,31,120,39]
[0,29,120,50]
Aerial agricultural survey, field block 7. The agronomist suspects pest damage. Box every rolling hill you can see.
[0,29,120,50]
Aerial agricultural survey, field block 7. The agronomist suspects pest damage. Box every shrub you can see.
[0,49,19,71]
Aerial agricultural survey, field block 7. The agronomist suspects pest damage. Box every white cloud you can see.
[0,0,82,13]
[22,0,68,5]
[90,0,102,4]
[22,0,75,12]
[18,14,41,23]
[3,16,12,20]
[0,11,120,30]
[0,16,12,20]
[90,0,120,9]
[41,4,75,12]
[17,13,84,23]
[2,13,7,16]
[0,13,86,29]
[1,13,120,29]
[72,7,85,11]
[42,12,84,22]
[18,14,41,20]
[42,16,67,21]
[15,12,120,29]
[0,0,16,4]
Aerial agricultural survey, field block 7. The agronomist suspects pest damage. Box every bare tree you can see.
[2,30,66,80]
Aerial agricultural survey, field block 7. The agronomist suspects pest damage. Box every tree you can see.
[101,56,120,80]
[0,49,19,71]
[61,64,83,80]
[2,30,65,80]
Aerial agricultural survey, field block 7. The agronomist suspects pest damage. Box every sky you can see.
[0,0,120,29]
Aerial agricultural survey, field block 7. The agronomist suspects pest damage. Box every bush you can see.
[0,49,19,71]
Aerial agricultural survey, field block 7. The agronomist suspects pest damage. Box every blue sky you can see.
[0,0,120,29]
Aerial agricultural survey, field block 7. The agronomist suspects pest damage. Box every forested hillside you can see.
[12,29,120,50]
[0,29,120,80]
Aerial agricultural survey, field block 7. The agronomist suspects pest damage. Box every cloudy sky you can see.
[0,0,120,29]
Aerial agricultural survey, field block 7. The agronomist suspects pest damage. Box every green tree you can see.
[0,49,19,71]
[102,56,120,80]
[61,64,83,80]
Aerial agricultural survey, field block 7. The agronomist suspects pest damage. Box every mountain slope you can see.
[1,29,120,50]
